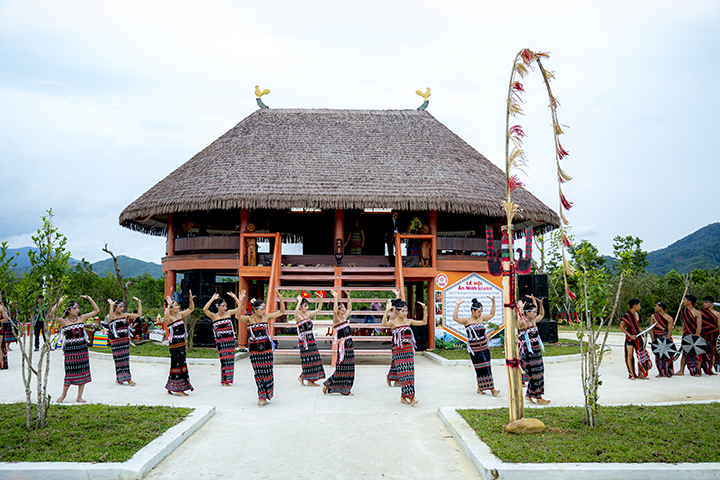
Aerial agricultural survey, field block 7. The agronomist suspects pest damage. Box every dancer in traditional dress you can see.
[382,298,427,405]
[54,295,100,403]
[453,296,500,396]
[620,298,650,379]
[677,295,702,377]
[517,296,550,404]
[344,218,365,255]
[292,294,326,386]
[203,292,243,386]
[106,297,142,386]
[650,302,675,378]
[236,291,285,406]
[0,298,8,369]
[0,295,15,351]
[162,291,195,396]
[700,296,720,374]
[323,290,354,395]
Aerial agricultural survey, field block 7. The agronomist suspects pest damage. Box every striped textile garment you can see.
[1,333,7,370]
[213,318,236,384]
[519,325,545,398]
[681,308,701,376]
[248,323,274,401]
[700,308,718,374]
[391,325,416,399]
[652,313,674,377]
[165,319,193,393]
[621,311,651,378]
[61,323,92,386]
[465,323,495,391]
[2,320,16,344]
[108,317,132,383]
[297,316,325,382]
[323,322,355,394]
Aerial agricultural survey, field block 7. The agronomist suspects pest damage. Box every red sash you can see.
[682,307,698,336]
[652,312,671,337]
[700,308,719,335]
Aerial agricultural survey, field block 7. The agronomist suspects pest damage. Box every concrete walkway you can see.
[1,333,719,479]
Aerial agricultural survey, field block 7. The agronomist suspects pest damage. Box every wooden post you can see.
[164,213,176,298]
[429,210,437,268]
[502,225,523,422]
[395,233,405,300]
[427,280,435,349]
[238,276,249,347]
[334,209,344,250]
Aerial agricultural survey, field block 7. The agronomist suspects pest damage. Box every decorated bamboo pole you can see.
[502,49,575,422]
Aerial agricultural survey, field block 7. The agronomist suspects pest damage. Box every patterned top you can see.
[465,322,488,355]
[213,318,235,339]
[391,325,415,349]
[334,321,353,363]
[62,323,86,340]
[109,317,130,340]
[519,325,543,356]
[296,315,314,349]
[168,319,187,348]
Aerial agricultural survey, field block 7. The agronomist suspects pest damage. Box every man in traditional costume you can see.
[677,295,703,377]
[619,298,649,379]
[650,302,674,378]
[700,296,720,374]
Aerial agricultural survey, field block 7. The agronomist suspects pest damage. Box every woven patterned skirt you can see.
[63,337,92,386]
[393,343,415,399]
[249,338,274,401]
[655,355,674,377]
[109,336,132,383]
[299,333,325,382]
[324,339,354,394]
[3,322,16,344]
[684,351,701,376]
[166,343,193,392]
[214,322,236,384]
[468,340,494,391]
[521,351,545,398]
[700,332,717,375]
[1,351,7,370]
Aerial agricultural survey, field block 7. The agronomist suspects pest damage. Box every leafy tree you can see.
[612,235,648,274]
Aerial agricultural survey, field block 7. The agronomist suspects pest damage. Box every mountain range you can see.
[6,223,720,279]
[6,249,162,279]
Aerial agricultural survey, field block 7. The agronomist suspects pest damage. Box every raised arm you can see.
[453,298,470,326]
[78,295,100,322]
[266,290,286,320]
[531,295,544,321]
[49,295,66,320]
[203,293,221,320]
[481,296,496,322]
[311,297,324,317]
[126,297,143,320]
[107,299,117,320]
[226,290,246,317]
[381,299,395,328]
[409,302,428,326]
[179,290,195,318]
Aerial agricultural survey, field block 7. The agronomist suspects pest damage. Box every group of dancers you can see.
[2,288,551,407]
[621,295,720,379]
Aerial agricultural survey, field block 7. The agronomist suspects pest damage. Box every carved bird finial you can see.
[415,87,431,111]
[255,85,270,109]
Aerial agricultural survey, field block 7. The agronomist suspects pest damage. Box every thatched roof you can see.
[120,109,560,236]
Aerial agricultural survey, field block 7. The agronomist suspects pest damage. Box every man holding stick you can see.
[677,295,703,377]
[700,296,720,374]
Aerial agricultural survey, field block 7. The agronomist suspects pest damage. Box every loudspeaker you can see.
[518,274,549,316]
[536,319,558,343]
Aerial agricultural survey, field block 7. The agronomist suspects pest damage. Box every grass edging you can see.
[438,404,720,480]
[0,405,215,480]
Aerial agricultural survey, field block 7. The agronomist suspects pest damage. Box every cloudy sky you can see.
[1,0,718,264]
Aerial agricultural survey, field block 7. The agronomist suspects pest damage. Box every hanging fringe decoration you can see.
[504,48,575,303]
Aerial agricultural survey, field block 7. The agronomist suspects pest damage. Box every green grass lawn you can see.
[459,404,720,463]
[90,342,221,358]
[431,341,585,360]
[0,403,192,463]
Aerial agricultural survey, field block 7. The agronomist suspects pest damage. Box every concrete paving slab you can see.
[0,331,719,479]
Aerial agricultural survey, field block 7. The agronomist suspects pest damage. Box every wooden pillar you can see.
[237,276,249,347]
[334,209,344,253]
[408,283,415,318]
[164,213,176,298]
[427,280,435,349]
[429,210,437,268]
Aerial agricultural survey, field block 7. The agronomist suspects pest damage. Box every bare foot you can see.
[491,389,500,397]
[525,395,536,404]
[57,396,65,403]
[386,378,392,387]
[298,376,305,386]
[128,380,137,386]
[477,387,486,395]
[258,399,268,406]
[116,380,122,385]
[76,398,87,403]
[393,381,400,387]
[400,397,410,405]
[675,372,685,376]
[322,385,328,395]
[341,392,354,396]
[177,391,189,396]
[307,381,319,387]
[408,397,418,406]
[656,374,664,378]
[537,398,551,405]
[637,376,649,380]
